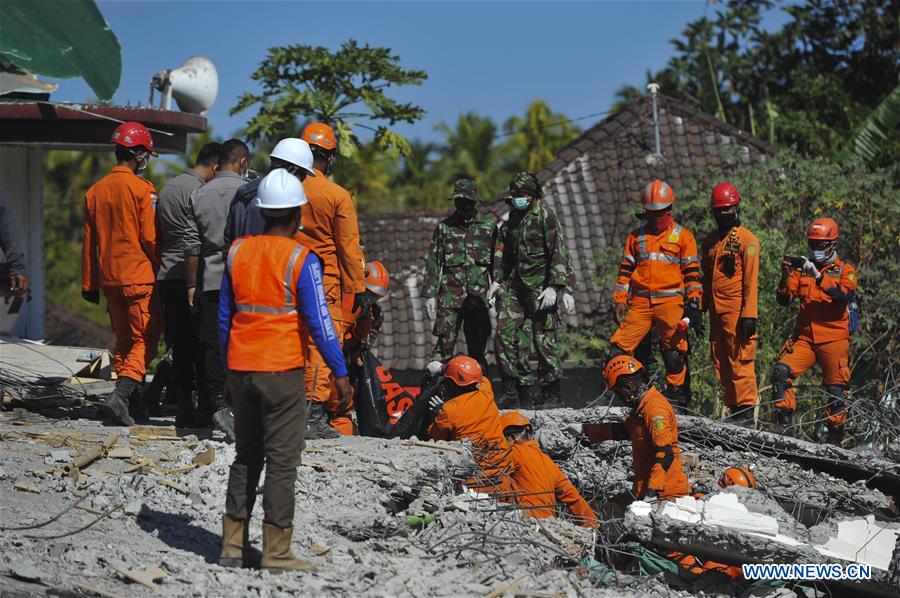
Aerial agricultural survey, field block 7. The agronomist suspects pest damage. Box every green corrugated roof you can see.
[0,0,121,101]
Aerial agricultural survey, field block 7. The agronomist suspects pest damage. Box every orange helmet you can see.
[500,411,531,431]
[301,122,337,152]
[365,261,389,297]
[641,179,676,211]
[718,466,757,489]
[807,217,839,241]
[444,355,482,387]
[603,355,643,390]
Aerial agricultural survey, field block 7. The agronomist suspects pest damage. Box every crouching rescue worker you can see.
[217,170,352,571]
[772,217,858,444]
[500,411,598,527]
[609,180,702,412]
[563,355,690,501]
[427,356,514,494]
[82,121,162,425]
[700,182,760,427]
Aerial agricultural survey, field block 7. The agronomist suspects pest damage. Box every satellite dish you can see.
[150,56,218,115]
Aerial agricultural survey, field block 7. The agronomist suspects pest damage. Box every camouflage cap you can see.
[508,171,542,198]
[449,178,478,201]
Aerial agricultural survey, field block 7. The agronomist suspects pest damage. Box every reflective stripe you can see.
[633,288,684,298]
[235,304,299,314]
[367,283,388,296]
[637,252,680,264]
[680,256,699,264]
[226,238,246,273]
[283,246,303,307]
[636,224,648,260]
[614,284,629,292]
[622,253,636,265]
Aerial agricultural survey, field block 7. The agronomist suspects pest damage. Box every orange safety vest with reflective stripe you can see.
[613,222,701,305]
[226,235,310,372]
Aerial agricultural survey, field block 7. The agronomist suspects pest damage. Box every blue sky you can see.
[52,1,791,144]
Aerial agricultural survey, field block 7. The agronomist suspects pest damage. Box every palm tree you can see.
[500,99,581,173]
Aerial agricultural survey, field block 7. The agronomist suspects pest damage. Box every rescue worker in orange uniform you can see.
[563,356,691,501]
[500,411,599,527]
[342,261,390,355]
[700,181,760,427]
[297,122,367,439]
[218,170,352,571]
[609,180,702,411]
[773,217,858,444]
[82,121,162,425]
[427,356,514,493]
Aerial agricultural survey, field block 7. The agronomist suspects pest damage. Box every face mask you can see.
[454,199,477,218]
[810,249,832,263]
[510,196,530,210]
[714,211,738,230]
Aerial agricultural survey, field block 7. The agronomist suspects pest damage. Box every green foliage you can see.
[499,99,582,173]
[231,40,427,156]
[842,82,900,165]
[615,0,900,166]
[577,150,899,421]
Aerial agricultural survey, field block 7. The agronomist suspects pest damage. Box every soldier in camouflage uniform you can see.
[422,179,498,373]
[490,172,574,409]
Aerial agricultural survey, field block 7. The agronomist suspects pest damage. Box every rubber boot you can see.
[497,377,519,410]
[260,524,315,571]
[826,424,844,446]
[726,406,755,429]
[516,384,535,409]
[213,407,236,442]
[128,384,149,425]
[306,401,340,440]
[772,409,793,435]
[539,380,564,409]
[102,377,136,426]
[219,514,246,568]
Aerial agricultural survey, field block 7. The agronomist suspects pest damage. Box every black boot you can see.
[539,380,564,409]
[102,377,137,426]
[826,424,844,446]
[213,407,236,442]
[128,383,150,424]
[175,389,195,428]
[726,406,755,429]
[663,385,689,414]
[497,377,519,409]
[516,384,535,409]
[306,401,340,440]
[772,409,794,435]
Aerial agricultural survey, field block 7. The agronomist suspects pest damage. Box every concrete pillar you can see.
[0,146,44,339]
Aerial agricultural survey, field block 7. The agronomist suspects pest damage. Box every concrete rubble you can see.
[0,394,898,596]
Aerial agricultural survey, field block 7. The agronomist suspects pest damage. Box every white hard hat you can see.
[255,169,308,209]
[269,138,316,176]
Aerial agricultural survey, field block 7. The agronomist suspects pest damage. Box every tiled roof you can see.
[359,94,775,371]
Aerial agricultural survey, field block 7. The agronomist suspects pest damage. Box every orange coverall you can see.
[297,168,366,434]
[429,377,514,493]
[701,226,760,408]
[774,258,857,425]
[610,222,701,389]
[82,165,161,382]
[508,439,598,527]
[584,386,690,500]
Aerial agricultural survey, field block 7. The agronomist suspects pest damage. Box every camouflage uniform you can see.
[422,179,497,370]
[494,173,573,396]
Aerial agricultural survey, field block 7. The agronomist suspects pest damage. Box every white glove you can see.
[562,423,583,436]
[487,281,501,307]
[562,292,575,315]
[801,258,821,279]
[537,287,558,311]
[425,297,436,320]
[426,360,444,375]
[428,395,445,415]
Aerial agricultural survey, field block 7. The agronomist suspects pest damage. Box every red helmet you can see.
[711,181,741,208]
[807,217,839,241]
[603,355,643,390]
[444,356,482,387]
[641,179,675,211]
[365,261,389,297]
[718,466,757,489]
[111,121,157,156]
[500,411,532,431]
